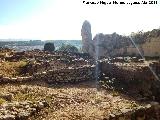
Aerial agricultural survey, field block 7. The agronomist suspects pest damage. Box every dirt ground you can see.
[0,80,143,120]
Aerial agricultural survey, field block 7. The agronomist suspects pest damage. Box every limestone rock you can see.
[0,100,47,120]
[0,115,15,120]
[81,20,94,55]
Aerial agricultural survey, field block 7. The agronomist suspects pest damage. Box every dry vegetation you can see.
[0,49,28,77]
[0,60,28,77]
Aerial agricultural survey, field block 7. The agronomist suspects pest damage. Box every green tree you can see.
[57,43,78,53]
[44,42,55,52]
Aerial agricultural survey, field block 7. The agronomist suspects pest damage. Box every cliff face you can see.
[81,20,160,58]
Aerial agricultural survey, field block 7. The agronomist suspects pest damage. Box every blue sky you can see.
[0,0,160,40]
[0,0,48,24]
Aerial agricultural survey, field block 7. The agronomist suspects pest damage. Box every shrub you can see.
[44,42,55,52]
[0,98,6,105]
[57,43,78,53]
[0,61,28,77]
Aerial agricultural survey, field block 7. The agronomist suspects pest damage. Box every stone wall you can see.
[99,59,160,101]
[107,102,160,120]
[127,37,160,57]
[94,38,160,57]
[0,65,96,84]
[107,37,160,57]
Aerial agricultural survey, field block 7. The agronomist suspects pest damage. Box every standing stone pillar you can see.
[81,20,93,54]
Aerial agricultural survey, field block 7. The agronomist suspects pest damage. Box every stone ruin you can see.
[0,49,96,84]
[1,48,160,119]
[0,21,160,119]
[81,20,160,101]
[81,20,160,58]
[81,20,95,57]
[0,49,98,119]
[99,57,160,102]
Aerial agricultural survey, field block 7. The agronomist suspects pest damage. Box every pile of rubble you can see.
[0,91,48,120]
[108,102,160,120]
[0,101,48,120]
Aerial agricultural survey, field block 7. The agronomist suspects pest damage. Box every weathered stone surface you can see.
[0,101,47,120]
[0,63,96,84]
[99,59,160,102]
[106,103,160,120]
[0,115,15,120]
[81,20,94,55]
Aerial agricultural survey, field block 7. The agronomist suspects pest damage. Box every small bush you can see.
[0,61,28,77]
[44,42,55,52]
[0,98,6,105]
[57,43,78,53]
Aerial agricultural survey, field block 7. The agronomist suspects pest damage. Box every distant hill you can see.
[0,40,82,51]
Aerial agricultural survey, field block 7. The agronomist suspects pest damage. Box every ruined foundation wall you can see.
[127,38,160,57]
[99,60,160,101]
[107,103,160,120]
[0,65,96,83]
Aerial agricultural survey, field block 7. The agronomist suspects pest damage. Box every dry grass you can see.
[0,60,28,77]
[0,98,6,105]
